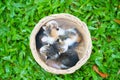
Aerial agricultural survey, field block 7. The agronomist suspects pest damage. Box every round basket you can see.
[30,13,92,74]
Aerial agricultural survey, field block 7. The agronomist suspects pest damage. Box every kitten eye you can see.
[56,39,60,42]
[47,56,50,59]
[56,28,59,30]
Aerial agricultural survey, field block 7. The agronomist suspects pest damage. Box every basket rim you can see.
[30,13,92,74]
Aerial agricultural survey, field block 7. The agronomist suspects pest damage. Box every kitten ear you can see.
[42,26,47,30]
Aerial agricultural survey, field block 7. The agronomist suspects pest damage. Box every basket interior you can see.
[35,18,86,69]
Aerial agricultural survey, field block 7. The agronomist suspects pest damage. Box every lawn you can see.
[0,0,120,80]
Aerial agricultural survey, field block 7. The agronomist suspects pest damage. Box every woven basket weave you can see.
[30,13,92,74]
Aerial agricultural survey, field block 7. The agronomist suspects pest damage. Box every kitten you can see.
[39,38,68,60]
[46,49,79,69]
[58,49,79,69]
[39,44,60,60]
[42,20,59,35]
[41,20,60,44]
[60,28,81,47]
[54,28,81,54]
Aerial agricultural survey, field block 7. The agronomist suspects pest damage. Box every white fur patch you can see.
[46,60,61,69]
[40,45,48,54]
[41,36,55,44]
[60,64,68,69]
[66,28,76,33]
[61,44,68,53]
[64,35,78,46]
[58,28,65,35]
[51,63,61,69]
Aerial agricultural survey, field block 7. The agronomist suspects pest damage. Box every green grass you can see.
[0,0,120,80]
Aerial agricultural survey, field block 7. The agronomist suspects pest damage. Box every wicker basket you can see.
[30,13,92,74]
